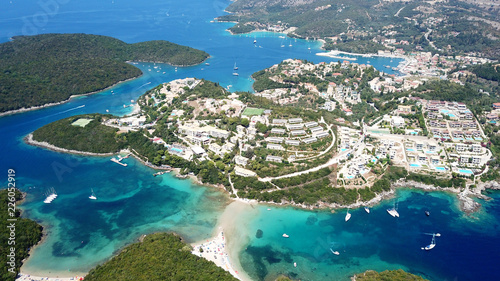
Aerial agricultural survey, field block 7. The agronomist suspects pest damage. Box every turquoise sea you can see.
[1,0,499,280]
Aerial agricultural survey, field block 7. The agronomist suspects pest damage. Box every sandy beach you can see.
[191,200,258,281]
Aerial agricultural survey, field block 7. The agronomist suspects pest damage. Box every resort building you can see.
[287,124,304,130]
[271,128,286,135]
[267,144,285,151]
[266,155,283,163]
[272,119,287,126]
[303,137,318,144]
[235,166,257,177]
[234,155,249,166]
[267,137,284,143]
[288,118,303,124]
[305,121,318,128]
[315,131,330,138]
[310,126,324,134]
[285,139,301,146]
[209,143,222,154]
[291,130,306,136]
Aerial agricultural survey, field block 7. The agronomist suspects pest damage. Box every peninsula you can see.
[0,33,209,114]
[29,56,500,215]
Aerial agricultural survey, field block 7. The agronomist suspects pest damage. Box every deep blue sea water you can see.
[1,0,499,280]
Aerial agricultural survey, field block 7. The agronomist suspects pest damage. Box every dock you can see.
[111,157,128,166]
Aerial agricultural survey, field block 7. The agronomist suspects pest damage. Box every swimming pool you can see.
[459,169,473,174]
[170,147,183,153]
[346,175,355,179]
[448,113,456,118]
[406,148,415,152]
[440,109,449,114]
[435,167,446,171]
[410,163,421,168]
[341,148,348,152]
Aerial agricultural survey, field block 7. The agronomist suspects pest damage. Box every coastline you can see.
[0,75,140,118]
[25,130,495,215]
[24,133,116,156]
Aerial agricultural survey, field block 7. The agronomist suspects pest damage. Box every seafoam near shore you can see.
[16,273,84,281]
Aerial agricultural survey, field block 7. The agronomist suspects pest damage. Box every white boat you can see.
[233,62,238,70]
[282,233,289,238]
[387,201,399,217]
[387,208,399,217]
[89,189,97,200]
[293,262,297,267]
[253,39,257,44]
[364,207,370,214]
[232,72,239,76]
[43,188,58,204]
[421,233,440,251]
[330,248,340,255]
[345,209,351,222]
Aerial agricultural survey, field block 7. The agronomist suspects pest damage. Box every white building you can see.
[235,166,257,177]
[266,155,283,163]
[235,155,249,166]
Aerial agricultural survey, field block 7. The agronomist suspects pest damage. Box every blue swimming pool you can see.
[448,113,456,118]
[410,163,421,167]
[440,109,449,113]
[170,147,183,153]
[346,175,355,179]
[435,167,446,171]
[341,148,347,152]
[406,148,415,152]
[459,169,473,174]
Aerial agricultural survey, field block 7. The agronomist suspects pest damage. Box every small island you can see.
[0,33,209,114]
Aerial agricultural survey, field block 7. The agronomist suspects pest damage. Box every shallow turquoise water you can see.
[0,0,499,280]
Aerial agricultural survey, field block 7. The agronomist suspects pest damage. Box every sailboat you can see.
[364,206,370,214]
[233,62,238,70]
[421,233,440,250]
[387,201,399,217]
[89,189,97,200]
[345,208,351,222]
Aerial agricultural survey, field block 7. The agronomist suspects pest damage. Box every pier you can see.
[111,157,128,166]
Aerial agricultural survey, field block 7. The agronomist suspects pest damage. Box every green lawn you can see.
[242,107,264,116]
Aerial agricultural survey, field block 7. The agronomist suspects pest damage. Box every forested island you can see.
[84,233,237,281]
[0,189,43,281]
[0,33,209,113]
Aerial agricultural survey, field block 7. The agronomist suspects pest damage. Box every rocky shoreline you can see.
[24,133,115,156]
[252,178,500,216]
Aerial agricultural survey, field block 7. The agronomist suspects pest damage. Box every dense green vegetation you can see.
[0,33,209,112]
[84,233,237,281]
[0,189,43,281]
[32,113,125,153]
[220,0,499,58]
[353,269,428,281]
